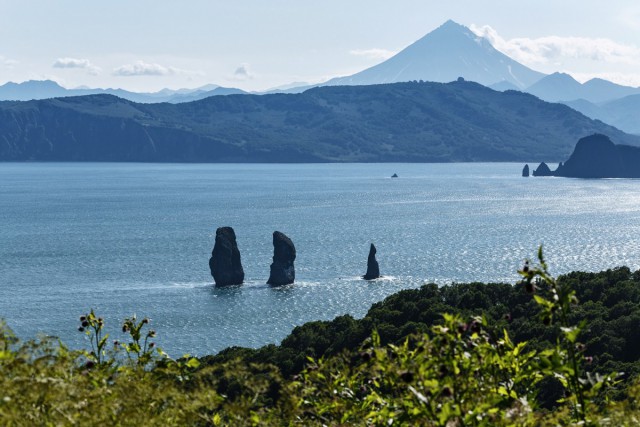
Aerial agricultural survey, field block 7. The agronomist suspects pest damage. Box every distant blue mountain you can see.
[565,94,640,135]
[526,73,640,103]
[272,20,640,124]
[164,87,248,103]
[0,80,246,103]
[489,80,521,92]
[526,73,640,135]
[581,78,640,103]
[526,73,586,102]
[0,80,70,100]
[322,20,545,90]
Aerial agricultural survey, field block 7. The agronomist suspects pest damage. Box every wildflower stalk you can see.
[519,246,613,423]
[78,309,108,366]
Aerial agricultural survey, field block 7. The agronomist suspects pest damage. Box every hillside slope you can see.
[0,80,636,162]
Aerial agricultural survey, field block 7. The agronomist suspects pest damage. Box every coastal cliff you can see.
[555,134,640,178]
[532,133,640,178]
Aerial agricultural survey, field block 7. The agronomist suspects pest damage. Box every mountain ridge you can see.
[565,94,640,135]
[0,80,636,163]
[525,72,640,104]
[0,79,247,103]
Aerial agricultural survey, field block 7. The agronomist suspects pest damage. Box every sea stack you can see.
[532,162,554,177]
[209,227,244,286]
[363,243,380,280]
[522,164,530,177]
[267,231,296,286]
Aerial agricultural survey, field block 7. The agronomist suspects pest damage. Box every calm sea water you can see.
[1,163,640,356]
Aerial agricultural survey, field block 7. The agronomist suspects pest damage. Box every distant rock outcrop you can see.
[209,227,244,286]
[363,244,380,280]
[522,164,530,177]
[267,231,296,286]
[532,162,554,177]
[554,134,640,178]
[529,134,640,178]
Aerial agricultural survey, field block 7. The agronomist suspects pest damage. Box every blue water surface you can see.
[1,162,639,356]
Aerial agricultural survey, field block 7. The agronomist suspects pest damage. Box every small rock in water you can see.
[363,243,380,280]
[391,173,398,178]
[532,162,554,177]
[209,226,244,286]
[267,231,296,286]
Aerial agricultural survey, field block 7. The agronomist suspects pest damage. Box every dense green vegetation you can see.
[2,250,640,425]
[2,80,638,162]
[204,261,640,385]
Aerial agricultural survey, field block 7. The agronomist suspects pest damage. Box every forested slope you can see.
[1,80,636,162]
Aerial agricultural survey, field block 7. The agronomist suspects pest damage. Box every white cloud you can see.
[470,24,640,66]
[230,63,255,81]
[0,55,18,68]
[349,48,397,60]
[113,60,180,77]
[53,57,100,75]
[53,57,91,68]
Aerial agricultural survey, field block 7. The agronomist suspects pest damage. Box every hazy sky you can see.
[2,0,640,92]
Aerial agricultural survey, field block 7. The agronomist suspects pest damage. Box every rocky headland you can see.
[529,134,640,178]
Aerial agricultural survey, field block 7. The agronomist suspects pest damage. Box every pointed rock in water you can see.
[267,231,296,286]
[522,164,529,177]
[532,162,554,177]
[391,173,398,178]
[209,227,244,286]
[363,243,380,280]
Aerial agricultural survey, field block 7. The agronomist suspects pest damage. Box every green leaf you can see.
[250,413,260,425]
[186,358,200,369]
[560,326,580,343]
[98,335,108,349]
[533,295,553,309]
[503,329,513,348]
[371,329,381,347]
[554,373,569,388]
[513,342,527,357]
